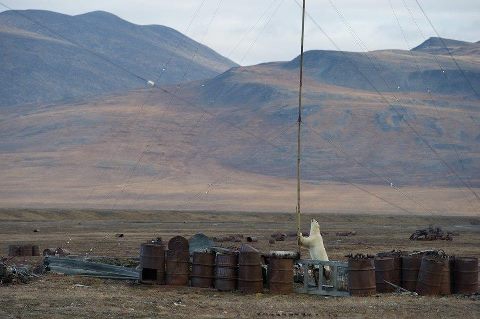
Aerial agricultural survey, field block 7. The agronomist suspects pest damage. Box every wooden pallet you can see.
[295,259,350,297]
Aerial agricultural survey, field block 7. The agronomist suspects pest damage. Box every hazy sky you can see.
[1,0,478,66]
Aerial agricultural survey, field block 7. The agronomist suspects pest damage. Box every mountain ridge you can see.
[0,9,237,107]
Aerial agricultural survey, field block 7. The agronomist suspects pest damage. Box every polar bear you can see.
[298,219,330,276]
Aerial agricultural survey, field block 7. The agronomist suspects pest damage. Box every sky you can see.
[0,0,478,66]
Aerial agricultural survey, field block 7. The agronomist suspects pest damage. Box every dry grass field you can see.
[0,209,479,318]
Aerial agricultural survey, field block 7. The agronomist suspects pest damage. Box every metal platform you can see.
[295,259,350,297]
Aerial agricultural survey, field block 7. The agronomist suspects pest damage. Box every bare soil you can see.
[0,209,479,318]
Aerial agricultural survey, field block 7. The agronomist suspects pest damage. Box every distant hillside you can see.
[0,10,237,107]
[0,36,479,212]
[412,37,480,55]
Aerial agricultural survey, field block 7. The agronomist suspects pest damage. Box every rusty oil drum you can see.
[238,251,263,294]
[453,257,478,294]
[165,250,190,286]
[401,255,422,291]
[215,253,238,291]
[191,251,215,288]
[140,243,165,284]
[374,257,395,293]
[32,245,40,257]
[416,257,444,296]
[268,257,294,294]
[8,245,21,257]
[348,258,376,296]
[439,257,452,295]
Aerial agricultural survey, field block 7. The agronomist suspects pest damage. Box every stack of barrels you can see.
[348,251,478,296]
[8,244,40,257]
[139,237,296,294]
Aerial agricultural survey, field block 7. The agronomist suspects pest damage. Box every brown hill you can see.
[0,38,479,214]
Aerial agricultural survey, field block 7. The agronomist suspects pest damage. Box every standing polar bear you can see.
[298,219,330,275]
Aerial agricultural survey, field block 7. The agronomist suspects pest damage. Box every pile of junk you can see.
[3,235,479,297]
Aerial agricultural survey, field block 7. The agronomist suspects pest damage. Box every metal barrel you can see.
[31,245,40,256]
[8,245,21,257]
[391,256,402,286]
[215,253,238,291]
[20,245,33,256]
[401,255,422,291]
[374,257,395,293]
[268,257,294,294]
[416,257,444,296]
[191,251,215,288]
[439,257,452,295]
[140,243,165,284]
[238,251,263,294]
[377,252,403,286]
[348,258,376,296]
[453,257,478,294]
[165,250,190,286]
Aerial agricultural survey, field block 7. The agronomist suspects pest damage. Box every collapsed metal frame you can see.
[296,259,350,297]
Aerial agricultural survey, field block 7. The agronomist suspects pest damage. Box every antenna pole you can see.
[297,0,306,253]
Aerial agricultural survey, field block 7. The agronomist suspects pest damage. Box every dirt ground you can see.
[0,209,479,318]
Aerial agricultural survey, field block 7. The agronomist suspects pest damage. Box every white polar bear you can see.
[298,219,330,274]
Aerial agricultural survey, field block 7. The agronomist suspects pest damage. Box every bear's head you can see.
[310,219,321,235]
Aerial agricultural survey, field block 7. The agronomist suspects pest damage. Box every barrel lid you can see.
[168,236,189,251]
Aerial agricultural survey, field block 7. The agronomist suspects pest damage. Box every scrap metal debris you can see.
[409,226,455,241]
[43,247,71,257]
[0,260,40,285]
[44,256,139,280]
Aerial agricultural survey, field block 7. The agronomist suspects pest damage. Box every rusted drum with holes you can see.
[268,257,294,294]
[215,253,238,291]
[348,258,376,296]
[453,257,478,294]
[374,257,395,293]
[191,251,215,288]
[401,255,422,291]
[439,257,452,295]
[165,250,190,286]
[416,257,444,296]
[140,243,165,284]
[238,251,263,294]
[168,236,189,252]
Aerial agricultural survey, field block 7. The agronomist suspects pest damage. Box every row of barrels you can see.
[8,244,40,257]
[140,242,294,294]
[348,255,478,296]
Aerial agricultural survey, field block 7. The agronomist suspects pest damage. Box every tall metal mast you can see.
[296,0,306,246]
